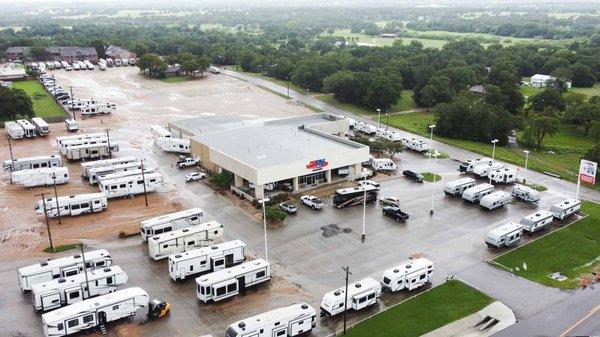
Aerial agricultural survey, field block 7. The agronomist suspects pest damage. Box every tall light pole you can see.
[361,169,368,242]
[79,244,91,298]
[7,136,14,184]
[490,139,499,184]
[429,125,436,215]
[258,196,270,262]
[376,108,381,129]
[523,150,530,184]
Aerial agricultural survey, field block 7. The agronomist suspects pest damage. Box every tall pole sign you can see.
[576,159,597,200]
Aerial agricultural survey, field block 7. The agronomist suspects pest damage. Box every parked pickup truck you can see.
[300,195,324,210]
[177,157,199,168]
[382,206,409,222]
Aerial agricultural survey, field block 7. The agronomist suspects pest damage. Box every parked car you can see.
[177,157,199,168]
[382,206,409,222]
[185,172,206,182]
[279,202,298,214]
[300,195,324,210]
[403,170,424,183]
[357,179,381,190]
[379,196,400,207]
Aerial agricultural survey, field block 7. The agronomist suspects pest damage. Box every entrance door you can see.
[237,276,246,293]
[225,253,234,266]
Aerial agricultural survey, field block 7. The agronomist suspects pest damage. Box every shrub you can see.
[210,171,234,189]
[264,205,287,222]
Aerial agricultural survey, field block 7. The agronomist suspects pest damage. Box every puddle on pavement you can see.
[321,224,352,237]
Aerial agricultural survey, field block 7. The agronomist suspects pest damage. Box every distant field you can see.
[315,90,418,116]
[520,83,600,99]
[12,80,66,118]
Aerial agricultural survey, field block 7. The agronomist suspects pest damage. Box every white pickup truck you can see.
[176,157,199,168]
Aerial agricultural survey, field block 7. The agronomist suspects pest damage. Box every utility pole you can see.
[37,192,54,252]
[79,244,91,298]
[342,266,352,335]
[140,159,148,207]
[69,86,76,121]
[52,173,61,224]
[105,129,112,158]
[7,137,14,184]
[286,76,290,98]
[52,75,57,103]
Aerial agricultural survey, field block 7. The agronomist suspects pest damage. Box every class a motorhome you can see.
[332,184,379,208]
[485,222,524,248]
[401,137,430,152]
[443,177,476,196]
[148,220,224,260]
[16,119,37,138]
[195,259,270,303]
[371,158,397,171]
[35,193,108,218]
[473,162,504,178]
[550,198,581,220]
[140,207,205,242]
[87,161,145,184]
[41,287,149,337]
[31,117,50,136]
[155,137,191,154]
[5,121,25,139]
[17,249,112,293]
[3,155,63,172]
[381,258,433,292]
[459,158,492,173]
[31,266,128,312]
[150,125,172,139]
[169,240,246,281]
[99,172,163,199]
[479,191,511,210]
[225,303,317,337]
[511,184,540,204]
[489,168,518,184]
[320,277,381,317]
[80,156,138,178]
[462,183,494,203]
[376,128,402,142]
[520,210,554,233]
[11,166,69,187]
[64,143,119,161]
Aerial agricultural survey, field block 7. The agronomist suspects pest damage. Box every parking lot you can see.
[0,67,572,337]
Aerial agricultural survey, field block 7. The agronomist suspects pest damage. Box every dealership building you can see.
[168,113,370,199]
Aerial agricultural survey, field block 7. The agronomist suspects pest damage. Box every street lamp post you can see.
[523,150,530,184]
[429,125,436,215]
[258,196,270,262]
[490,139,499,184]
[386,113,390,130]
[7,137,14,184]
[361,170,368,242]
[376,108,381,129]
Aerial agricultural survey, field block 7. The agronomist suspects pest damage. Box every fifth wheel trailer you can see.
[3,155,62,172]
[381,258,434,292]
[87,161,145,184]
[169,240,246,281]
[35,193,108,218]
[320,277,381,317]
[55,133,105,147]
[140,207,205,242]
[155,137,191,154]
[225,303,317,337]
[80,156,138,178]
[41,287,148,337]
[148,220,224,260]
[11,167,69,187]
[98,172,163,199]
[17,249,112,293]
[459,158,492,173]
[473,162,504,178]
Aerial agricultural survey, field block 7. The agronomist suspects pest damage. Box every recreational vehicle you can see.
[16,119,37,137]
[87,161,144,184]
[84,60,94,70]
[462,183,494,203]
[148,220,224,260]
[17,249,112,293]
[320,277,381,317]
[59,137,110,155]
[106,58,114,67]
[40,287,148,337]
[371,158,397,171]
[98,172,163,199]
[60,61,69,68]
[225,303,317,337]
[511,184,540,203]
[459,158,492,173]
[31,266,128,312]
[485,222,524,248]
[195,259,271,303]
[12,167,69,187]
[550,199,581,220]
[55,132,106,147]
[155,137,191,154]
[473,162,504,178]
[150,125,172,139]
[129,58,136,66]
[96,167,156,185]
[479,191,511,210]
[122,58,129,66]
[332,184,379,208]
[35,193,108,218]
[66,99,98,110]
[64,119,79,132]
[81,105,111,117]
[489,168,518,184]
[443,177,476,196]
[376,128,402,142]
[520,210,554,233]
[168,240,246,281]
[381,258,433,292]
[5,121,25,139]
[354,121,377,135]
[46,62,55,70]
[72,62,80,71]
[3,155,62,172]
[31,117,51,136]
[402,137,430,152]
[140,208,205,241]
[80,156,138,178]
[98,63,107,71]
[63,143,119,161]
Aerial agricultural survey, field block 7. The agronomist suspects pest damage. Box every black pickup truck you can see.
[382,206,409,222]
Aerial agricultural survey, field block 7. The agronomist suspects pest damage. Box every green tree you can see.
[570,63,597,88]
[264,205,286,222]
[589,121,600,145]
[181,59,198,77]
[528,89,565,114]
[419,76,455,109]
[523,112,559,149]
[89,40,106,58]
[210,171,234,189]
[323,70,362,103]
[28,46,46,61]
[137,53,167,78]
[583,146,600,181]
[0,87,34,122]
[564,103,600,135]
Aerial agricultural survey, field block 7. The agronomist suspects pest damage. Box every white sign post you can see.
[576,159,597,200]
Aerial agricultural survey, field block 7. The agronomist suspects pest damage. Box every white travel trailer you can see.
[225,303,317,337]
[5,121,25,139]
[129,58,136,66]
[31,117,51,136]
[17,249,112,293]
[489,168,518,184]
[320,277,381,317]
[371,158,397,171]
[381,258,434,292]
[550,198,581,220]
[31,266,128,312]
[479,191,511,210]
[376,128,402,142]
[115,58,122,66]
[55,132,106,147]
[195,259,271,303]
[81,105,112,117]
[106,58,115,67]
[485,222,524,248]
[520,210,554,233]
[72,62,80,71]
[35,193,108,218]
[444,177,476,196]
[61,61,69,68]
[46,62,55,70]
[402,137,430,152]
[511,184,541,204]
[99,172,163,199]
[60,137,110,155]
[80,156,138,178]
[12,167,69,187]
[150,125,172,139]
[473,162,504,178]
[64,119,79,132]
[84,60,94,70]
[53,61,62,69]
[87,161,144,184]
[140,207,205,241]
[354,121,377,135]
[122,58,129,66]
[64,143,119,161]
[66,99,98,110]
[3,155,62,172]
[155,137,191,154]
[16,119,37,137]
[96,167,155,185]
[462,183,494,203]
[169,240,246,281]
[98,63,107,71]
[41,287,148,337]
[148,220,224,260]
[459,158,492,173]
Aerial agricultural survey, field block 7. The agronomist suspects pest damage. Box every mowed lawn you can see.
[12,80,66,118]
[345,280,493,337]
[494,201,600,289]
[315,90,418,117]
[520,83,600,99]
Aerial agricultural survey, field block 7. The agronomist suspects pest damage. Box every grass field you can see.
[315,91,418,117]
[160,76,193,83]
[345,280,493,337]
[12,80,66,118]
[493,201,600,289]
[43,243,80,253]
[421,172,442,182]
[520,84,600,99]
